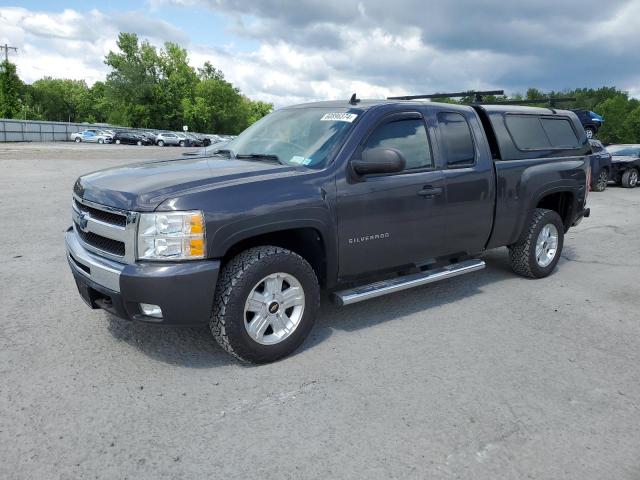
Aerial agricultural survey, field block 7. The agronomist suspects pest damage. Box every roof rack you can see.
[480,97,576,107]
[388,90,504,102]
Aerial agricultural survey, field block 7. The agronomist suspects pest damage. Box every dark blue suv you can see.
[571,109,604,139]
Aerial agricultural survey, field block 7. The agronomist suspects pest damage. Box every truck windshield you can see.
[224,107,361,168]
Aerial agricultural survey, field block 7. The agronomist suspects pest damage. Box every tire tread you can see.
[210,246,318,363]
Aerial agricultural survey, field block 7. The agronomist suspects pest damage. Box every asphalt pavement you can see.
[1,143,639,479]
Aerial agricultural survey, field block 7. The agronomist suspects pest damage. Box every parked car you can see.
[66,99,590,363]
[607,144,640,188]
[186,133,209,147]
[140,131,158,143]
[588,139,612,192]
[571,109,604,139]
[155,132,180,146]
[175,132,200,147]
[70,130,112,144]
[112,131,152,146]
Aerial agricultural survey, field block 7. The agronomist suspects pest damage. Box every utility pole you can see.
[0,44,18,62]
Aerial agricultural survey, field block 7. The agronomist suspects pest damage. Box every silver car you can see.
[70,129,112,144]
[155,132,181,146]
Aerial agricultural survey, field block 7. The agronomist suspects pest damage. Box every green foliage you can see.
[0,60,23,118]
[0,32,273,134]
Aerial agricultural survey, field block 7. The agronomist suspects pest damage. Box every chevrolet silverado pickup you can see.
[66,99,591,363]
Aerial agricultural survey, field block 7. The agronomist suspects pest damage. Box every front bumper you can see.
[65,228,220,325]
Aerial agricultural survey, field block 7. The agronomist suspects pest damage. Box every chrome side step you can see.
[333,259,486,306]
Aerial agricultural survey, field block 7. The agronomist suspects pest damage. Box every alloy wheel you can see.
[535,224,559,267]
[243,272,305,345]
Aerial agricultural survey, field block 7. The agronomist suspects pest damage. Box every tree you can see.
[0,61,23,118]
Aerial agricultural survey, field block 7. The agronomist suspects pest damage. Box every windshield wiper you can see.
[235,153,283,164]
[212,148,235,158]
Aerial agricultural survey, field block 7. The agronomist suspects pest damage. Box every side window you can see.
[506,115,579,150]
[364,118,433,171]
[541,118,579,148]
[437,112,475,167]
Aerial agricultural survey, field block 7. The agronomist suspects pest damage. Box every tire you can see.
[592,169,609,192]
[157,140,165,147]
[210,246,320,364]
[621,168,638,188]
[508,208,564,279]
[585,127,595,139]
[98,138,104,144]
[115,139,121,145]
[137,140,142,146]
[179,140,185,147]
[74,137,81,143]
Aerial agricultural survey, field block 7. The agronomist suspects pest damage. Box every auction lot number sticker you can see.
[321,112,358,122]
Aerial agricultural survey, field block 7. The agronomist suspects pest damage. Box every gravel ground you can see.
[1,143,639,479]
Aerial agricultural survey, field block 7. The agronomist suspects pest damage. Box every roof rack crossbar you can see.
[479,97,576,106]
[388,90,504,102]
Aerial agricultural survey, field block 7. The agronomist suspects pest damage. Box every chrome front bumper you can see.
[65,227,124,292]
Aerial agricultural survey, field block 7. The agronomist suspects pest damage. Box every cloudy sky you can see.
[1,0,639,107]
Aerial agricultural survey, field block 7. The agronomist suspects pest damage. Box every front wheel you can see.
[137,140,142,146]
[115,139,121,145]
[621,168,638,188]
[592,169,609,192]
[157,140,165,147]
[509,208,564,278]
[74,137,81,143]
[210,246,320,363]
[179,140,185,147]
[585,127,595,139]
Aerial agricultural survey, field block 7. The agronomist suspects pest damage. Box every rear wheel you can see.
[621,168,638,188]
[592,169,609,192]
[115,139,121,145]
[585,127,595,139]
[179,140,186,147]
[509,208,564,278]
[210,246,320,363]
[137,140,142,146]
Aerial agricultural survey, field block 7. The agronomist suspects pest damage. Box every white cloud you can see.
[1,2,639,108]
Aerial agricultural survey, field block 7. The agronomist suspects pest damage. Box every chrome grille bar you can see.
[71,194,139,264]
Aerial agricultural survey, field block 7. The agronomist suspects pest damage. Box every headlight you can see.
[137,211,206,260]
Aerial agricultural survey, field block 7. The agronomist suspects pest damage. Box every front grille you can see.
[74,199,126,227]
[75,222,126,256]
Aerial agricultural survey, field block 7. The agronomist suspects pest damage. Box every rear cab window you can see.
[437,112,476,167]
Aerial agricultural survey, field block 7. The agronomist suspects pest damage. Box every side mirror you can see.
[352,147,406,176]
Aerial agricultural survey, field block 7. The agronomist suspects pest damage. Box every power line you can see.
[0,44,18,63]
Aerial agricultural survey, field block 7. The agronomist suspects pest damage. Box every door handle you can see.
[417,186,443,198]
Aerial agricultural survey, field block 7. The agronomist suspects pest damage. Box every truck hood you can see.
[611,155,639,163]
[74,156,301,211]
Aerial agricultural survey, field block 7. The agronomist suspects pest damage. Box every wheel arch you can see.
[218,225,332,288]
[534,190,575,232]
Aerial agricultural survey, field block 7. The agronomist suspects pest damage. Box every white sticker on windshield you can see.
[321,112,358,123]
[290,156,314,166]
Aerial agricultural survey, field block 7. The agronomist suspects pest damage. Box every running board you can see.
[333,259,486,306]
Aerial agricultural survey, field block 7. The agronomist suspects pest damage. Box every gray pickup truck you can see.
[66,98,591,363]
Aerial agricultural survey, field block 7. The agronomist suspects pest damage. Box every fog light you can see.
[140,303,163,318]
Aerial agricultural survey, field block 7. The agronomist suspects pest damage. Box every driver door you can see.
[336,111,448,279]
